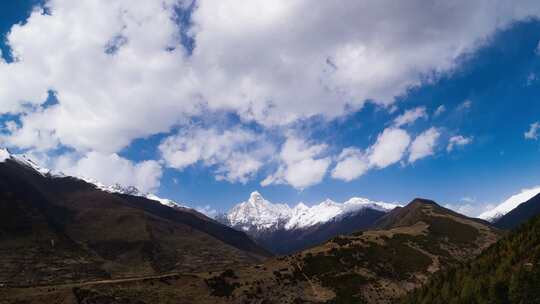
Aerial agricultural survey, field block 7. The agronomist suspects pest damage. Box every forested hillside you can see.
[401,215,540,304]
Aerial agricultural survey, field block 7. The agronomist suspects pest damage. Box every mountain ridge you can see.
[0,154,270,286]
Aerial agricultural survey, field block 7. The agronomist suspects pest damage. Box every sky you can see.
[2,1,540,217]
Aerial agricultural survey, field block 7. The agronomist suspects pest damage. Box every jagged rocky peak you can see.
[225,191,400,232]
[227,191,291,231]
[249,191,264,204]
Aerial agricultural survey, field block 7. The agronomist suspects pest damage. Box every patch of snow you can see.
[479,186,540,222]
[146,193,188,209]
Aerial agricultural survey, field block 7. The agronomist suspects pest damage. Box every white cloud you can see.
[2,0,540,156]
[159,127,272,183]
[393,107,427,127]
[447,135,473,152]
[524,122,540,140]
[196,205,218,218]
[262,135,330,189]
[368,128,411,169]
[2,0,540,190]
[457,100,472,111]
[331,148,369,182]
[333,126,444,182]
[434,105,446,117]
[54,152,163,193]
[408,127,440,163]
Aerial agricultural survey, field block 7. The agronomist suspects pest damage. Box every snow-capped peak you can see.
[227,191,291,230]
[248,191,265,205]
[0,148,188,210]
[226,191,400,231]
[0,148,10,162]
[479,186,540,222]
[294,202,309,211]
[0,149,60,177]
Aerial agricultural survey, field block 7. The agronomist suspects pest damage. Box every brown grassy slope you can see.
[0,158,269,287]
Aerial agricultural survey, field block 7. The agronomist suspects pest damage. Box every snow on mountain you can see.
[227,191,400,231]
[145,193,188,209]
[0,148,187,210]
[479,186,540,222]
[0,149,63,177]
[0,148,10,162]
[227,191,292,231]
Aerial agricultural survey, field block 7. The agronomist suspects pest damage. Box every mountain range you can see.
[217,191,399,254]
[28,198,500,304]
[2,147,540,303]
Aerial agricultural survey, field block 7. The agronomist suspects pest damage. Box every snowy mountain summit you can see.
[224,191,399,232]
[479,186,540,222]
[0,148,186,210]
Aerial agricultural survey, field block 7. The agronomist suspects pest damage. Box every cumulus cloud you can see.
[2,0,540,156]
[54,152,163,193]
[333,126,445,182]
[368,128,411,169]
[159,127,272,183]
[261,135,331,189]
[434,105,446,117]
[408,127,440,163]
[3,0,540,190]
[393,107,427,127]
[331,148,369,182]
[447,135,473,152]
[524,122,540,140]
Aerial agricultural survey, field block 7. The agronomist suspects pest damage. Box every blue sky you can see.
[2,1,540,216]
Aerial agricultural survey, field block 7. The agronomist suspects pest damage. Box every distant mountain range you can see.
[0,149,269,286]
[217,191,400,254]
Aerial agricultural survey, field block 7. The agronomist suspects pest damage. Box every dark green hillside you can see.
[401,215,540,304]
